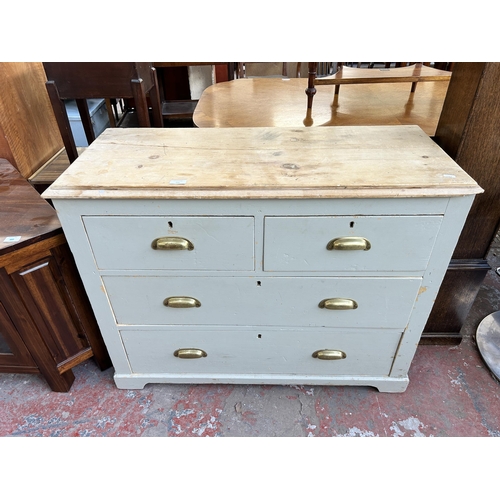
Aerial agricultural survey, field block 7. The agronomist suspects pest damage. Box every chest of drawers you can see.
[43,126,482,392]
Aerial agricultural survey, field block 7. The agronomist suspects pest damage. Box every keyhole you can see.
[257,281,262,286]
[257,334,262,339]
[168,221,173,228]
[350,221,355,228]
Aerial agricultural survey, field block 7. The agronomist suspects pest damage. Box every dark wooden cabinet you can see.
[0,159,111,391]
[423,63,500,342]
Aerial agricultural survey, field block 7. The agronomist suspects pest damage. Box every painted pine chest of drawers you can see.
[43,125,482,392]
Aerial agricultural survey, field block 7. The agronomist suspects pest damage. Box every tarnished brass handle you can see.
[151,237,194,251]
[326,237,371,251]
[312,349,347,360]
[163,297,201,308]
[174,348,207,359]
[319,298,358,310]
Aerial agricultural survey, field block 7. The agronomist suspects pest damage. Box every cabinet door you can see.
[0,301,37,369]
[9,256,90,364]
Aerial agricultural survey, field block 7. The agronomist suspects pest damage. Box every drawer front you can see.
[83,216,255,271]
[264,215,443,272]
[121,328,402,377]
[104,276,421,328]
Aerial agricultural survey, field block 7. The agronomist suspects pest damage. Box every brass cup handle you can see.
[174,348,207,359]
[151,237,194,251]
[319,298,358,310]
[326,237,371,251]
[312,349,347,360]
[163,296,201,308]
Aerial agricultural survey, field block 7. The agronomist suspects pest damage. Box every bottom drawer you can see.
[120,328,402,377]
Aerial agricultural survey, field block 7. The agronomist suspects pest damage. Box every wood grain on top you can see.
[43,126,483,200]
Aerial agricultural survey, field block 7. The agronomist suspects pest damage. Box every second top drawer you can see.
[264,215,443,272]
[83,216,255,271]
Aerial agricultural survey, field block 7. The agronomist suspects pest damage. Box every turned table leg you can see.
[306,62,317,110]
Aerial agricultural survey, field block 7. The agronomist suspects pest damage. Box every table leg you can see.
[306,62,317,110]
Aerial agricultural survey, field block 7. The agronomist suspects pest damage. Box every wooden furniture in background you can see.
[193,77,449,135]
[236,62,304,78]
[43,126,481,392]
[0,62,63,179]
[0,159,111,391]
[42,62,163,165]
[423,62,500,342]
[29,147,85,195]
[153,62,233,122]
[306,62,452,111]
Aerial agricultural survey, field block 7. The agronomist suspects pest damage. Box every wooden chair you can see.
[153,63,234,123]
[306,62,452,111]
[43,62,163,164]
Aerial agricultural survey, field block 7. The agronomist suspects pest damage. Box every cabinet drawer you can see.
[104,276,421,328]
[264,215,442,272]
[83,216,255,271]
[121,328,402,377]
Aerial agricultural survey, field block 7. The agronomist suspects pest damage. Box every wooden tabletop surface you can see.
[0,159,61,255]
[43,126,482,201]
[193,77,449,136]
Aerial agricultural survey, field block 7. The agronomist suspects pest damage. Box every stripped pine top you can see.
[43,125,482,200]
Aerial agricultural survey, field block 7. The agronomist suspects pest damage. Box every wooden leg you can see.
[104,99,116,127]
[149,67,164,128]
[411,81,418,93]
[130,78,151,127]
[51,245,112,371]
[44,367,75,392]
[306,62,317,110]
[335,85,340,95]
[45,81,78,164]
[76,98,95,145]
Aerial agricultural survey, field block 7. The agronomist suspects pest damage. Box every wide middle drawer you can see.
[83,216,255,270]
[103,276,422,328]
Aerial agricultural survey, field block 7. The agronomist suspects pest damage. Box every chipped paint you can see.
[341,427,378,437]
[390,417,429,437]
[415,286,428,301]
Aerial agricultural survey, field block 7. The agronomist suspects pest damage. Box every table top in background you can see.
[193,77,449,136]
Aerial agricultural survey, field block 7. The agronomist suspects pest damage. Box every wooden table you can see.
[193,77,450,136]
[0,159,111,391]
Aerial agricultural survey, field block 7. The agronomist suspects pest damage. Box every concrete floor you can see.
[2,237,500,438]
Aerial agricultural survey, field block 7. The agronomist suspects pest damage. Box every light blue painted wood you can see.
[52,197,450,217]
[50,188,477,392]
[112,373,409,392]
[264,215,443,272]
[389,195,477,377]
[120,327,402,377]
[103,275,421,329]
[83,216,255,271]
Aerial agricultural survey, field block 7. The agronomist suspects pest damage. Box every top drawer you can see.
[264,215,443,272]
[83,216,255,270]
